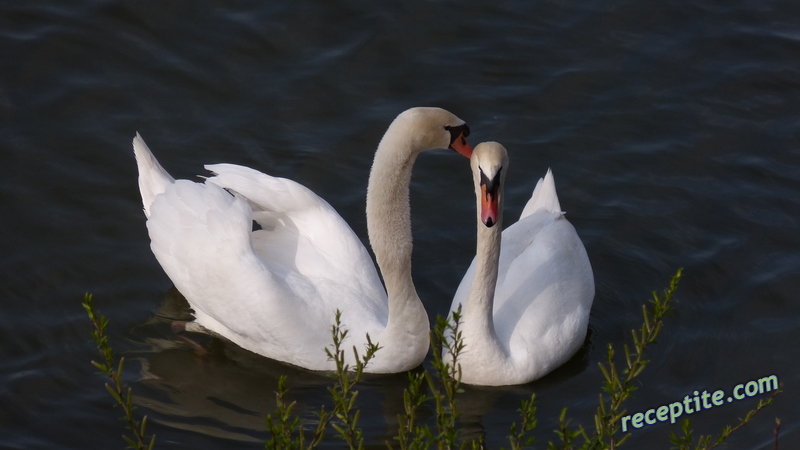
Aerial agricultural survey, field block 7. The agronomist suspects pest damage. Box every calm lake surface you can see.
[2,1,799,448]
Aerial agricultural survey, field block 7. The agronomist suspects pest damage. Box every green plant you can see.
[325,310,380,448]
[423,307,469,449]
[83,293,155,450]
[264,309,379,450]
[264,374,304,449]
[507,393,538,450]
[668,389,782,450]
[548,268,781,450]
[548,268,683,449]
[86,268,781,449]
[393,370,428,450]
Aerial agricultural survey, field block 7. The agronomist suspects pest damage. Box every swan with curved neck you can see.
[448,142,594,385]
[134,107,472,373]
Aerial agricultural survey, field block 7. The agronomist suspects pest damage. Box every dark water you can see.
[2,1,799,448]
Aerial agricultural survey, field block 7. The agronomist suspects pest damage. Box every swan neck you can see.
[466,215,502,332]
[365,129,428,363]
[366,137,416,297]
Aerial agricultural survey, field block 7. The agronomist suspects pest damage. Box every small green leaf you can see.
[105,383,123,404]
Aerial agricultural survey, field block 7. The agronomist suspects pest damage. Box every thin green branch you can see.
[83,293,155,450]
[265,310,379,450]
[506,393,537,450]
[669,386,782,450]
[549,268,683,450]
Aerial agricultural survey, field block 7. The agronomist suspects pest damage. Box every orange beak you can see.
[480,184,499,227]
[449,131,473,158]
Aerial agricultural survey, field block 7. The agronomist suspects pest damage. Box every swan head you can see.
[471,142,508,228]
[386,107,473,157]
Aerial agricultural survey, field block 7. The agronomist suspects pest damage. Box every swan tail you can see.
[519,168,562,220]
[133,133,175,218]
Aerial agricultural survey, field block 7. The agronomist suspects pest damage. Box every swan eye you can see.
[479,170,491,191]
[479,167,502,195]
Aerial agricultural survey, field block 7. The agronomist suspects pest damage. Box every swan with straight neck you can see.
[448,142,594,385]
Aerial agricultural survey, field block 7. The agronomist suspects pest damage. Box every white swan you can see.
[447,142,594,386]
[133,107,473,373]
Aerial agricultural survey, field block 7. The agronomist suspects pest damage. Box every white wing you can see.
[139,146,388,370]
